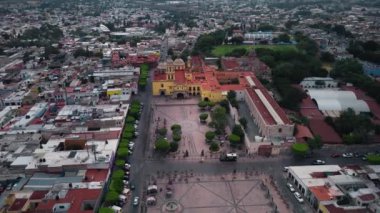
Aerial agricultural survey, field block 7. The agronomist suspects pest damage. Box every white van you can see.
[123,188,130,196]
[147,185,158,194]
[111,205,122,213]
[119,194,127,202]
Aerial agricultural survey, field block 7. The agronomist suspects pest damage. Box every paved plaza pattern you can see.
[151,98,212,156]
[147,172,290,213]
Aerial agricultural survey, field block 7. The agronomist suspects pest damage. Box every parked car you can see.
[342,153,353,158]
[330,153,340,158]
[312,160,326,165]
[133,196,139,206]
[286,183,295,192]
[130,183,136,190]
[293,192,304,203]
[219,153,238,162]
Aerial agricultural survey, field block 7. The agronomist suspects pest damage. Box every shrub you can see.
[367,154,380,165]
[205,131,216,141]
[207,101,215,108]
[104,191,119,205]
[228,134,241,145]
[123,132,134,140]
[291,143,309,156]
[124,124,135,133]
[169,142,179,152]
[126,116,136,123]
[155,138,170,153]
[171,124,181,132]
[157,128,167,136]
[99,207,114,213]
[115,159,125,168]
[109,179,123,193]
[198,101,208,109]
[112,169,124,179]
[117,147,129,159]
[199,113,208,122]
[173,133,181,142]
[239,118,247,129]
[209,142,219,152]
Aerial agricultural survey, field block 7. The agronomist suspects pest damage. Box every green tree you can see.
[117,148,129,159]
[320,52,335,63]
[306,135,323,153]
[232,125,245,143]
[205,131,216,142]
[169,142,179,152]
[209,142,220,152]
[99,207,114,213]
[228,134,241,145]
[199,113,208,122]
[104,191,119,205]
[219,99,230,113]
[367,154,380,165]
[115,159,125,168]
[239,118,248,129]
[173,133,181,142]
[291,143,309,157]
[331,59,363,78]
[171,124,181,132]
[227,90,237,102]
[155,138,170,153]
[198,101,208,110]
[211,106,227,134]
[276,33,290,43]
[157,128,167,137]
[112,169,124,179]
[126,116,136,123]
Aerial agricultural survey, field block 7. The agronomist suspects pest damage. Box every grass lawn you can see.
[211,44,297,57]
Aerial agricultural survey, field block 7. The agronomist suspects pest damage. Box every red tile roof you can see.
[174,70,186,84]
[30,190,49,200]
[8,198,28,212]
[309,186,335,201]
[323,204,367,213]
[67,130,121,140]
[309,119,342,144]
[35,189,102,213]
[358,194,376,202]
[295,124,313,140]
[84,169,109,182]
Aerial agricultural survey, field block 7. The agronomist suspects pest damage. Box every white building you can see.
[300,77,338,89]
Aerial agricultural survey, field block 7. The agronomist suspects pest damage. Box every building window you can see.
[278,128,282,133]
[161,84,164,88]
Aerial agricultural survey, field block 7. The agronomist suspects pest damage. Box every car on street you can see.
[130,183,136,190]
[293,192,304,203]
[312,160,326,165]
[330,153,340,158]
[342,153,353,158]
[219,153,238,161]
[133,196,139,206]
[286,183,295,192]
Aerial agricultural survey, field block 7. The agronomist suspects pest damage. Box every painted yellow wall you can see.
[200,89,224,102]
[107,89,122,96]
[317,204,329,213]
[152,81,175,96]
